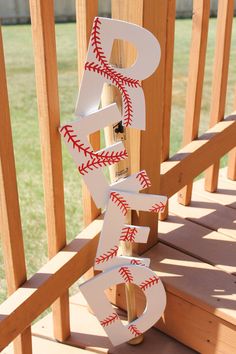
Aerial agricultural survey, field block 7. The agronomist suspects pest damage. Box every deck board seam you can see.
[162,210,236,241]
[193,190,236,210]
[169,209,236,240]
[159,239,236,277]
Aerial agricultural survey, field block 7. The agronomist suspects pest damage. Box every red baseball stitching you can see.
[60,125,128,175]
[85,62,134,127]
[119,266,133,283]
[130,259,146,266]
[60,125,93,158]
[78,151,128,175]
[136,171,151,189]
[95,245,119,264]
[139,275,159,291]
[110,192,129,216]
[149,201,166,213]
[60,125,127,161]
[128,324,142,337]
[90,18,140,88]
[85,17,141,127]
[120,226,138,242]
[85,62,140,88]
[100,312,119,327]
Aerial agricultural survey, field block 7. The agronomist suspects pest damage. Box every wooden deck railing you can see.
[0,1,235,353]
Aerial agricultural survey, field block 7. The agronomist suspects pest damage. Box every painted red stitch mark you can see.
[119,266,133,283]
[139,275,159,291]
[60,125,93,158]
[130,259,146,266]
[110,192,129,216]
[149,201,166,213]
[128,324,142,337]
[136,171,151,189]
[85,17,141,127]
[100,312,119,327]
[60,125,128,175]
[120,226,138,242]
[85,63,134,127]
[95,246,119,264]
[78,151,128,175]
[90,18,140,87]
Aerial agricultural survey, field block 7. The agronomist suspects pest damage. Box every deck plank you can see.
[32,243,236,353]
[194,177,236,209]
[28,170,236,353]
[220,167,236,183]
[159,214,236,275]
[3,335,95,354]
[145,243,236,325]
[106,243,236,354]
[32,293,197,354]
[169,192,236,239]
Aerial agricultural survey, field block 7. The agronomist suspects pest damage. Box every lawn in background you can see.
[0,18,236,302]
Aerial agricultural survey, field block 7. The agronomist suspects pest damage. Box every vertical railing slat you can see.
[159,0,176,221]
[205,0,234,192]
[161,0,176,163]
[29,0,70,341]
[178,0,210,205]
[0,26,32,354]
[228,149,236,180]
[108,0,167,253]
[76,0,100,227]
[228,88,236,180]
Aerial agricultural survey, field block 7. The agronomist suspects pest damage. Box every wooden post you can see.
[205,0,234,192]
[228,149,236,181]
[178,0,210,205]
[132,0,168,254]
[76,0,100,284]
[228,88,236,180]
[0,26,32,354]
[102,0,168,344]
[159,0,176,221]
[29,0,70,341]
[101,23,141,343]
[108,0,168,254]
[76,0,100,228]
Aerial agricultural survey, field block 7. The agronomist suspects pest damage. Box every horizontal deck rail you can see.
[161,114,236,197]
[0,218,103,351]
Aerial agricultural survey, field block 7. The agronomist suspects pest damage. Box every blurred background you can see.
[1,0,236,24]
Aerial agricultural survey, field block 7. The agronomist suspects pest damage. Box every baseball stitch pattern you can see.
[136,171,151,189]
[139,275,159,291]
[119,266,133,283]
[110,192,129,216]
[95,245,119,264]
[100,312,119,327]
[149,201,166,213]
[60,125,128,175]
[120,226,138,242]
[130,259,146,266]
[85,17,141,127]
[128,324,142,337]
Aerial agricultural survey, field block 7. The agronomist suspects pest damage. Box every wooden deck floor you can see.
[28,292,197,354]
[106,169,236,353]
[5,169,235,354]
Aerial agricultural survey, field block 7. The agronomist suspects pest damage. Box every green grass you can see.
[0,18,236,303]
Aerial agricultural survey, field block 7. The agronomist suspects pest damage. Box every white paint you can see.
[60,16,168,347]
[75,17,160,129]
[94,190,167,272]
[80,264,166,346]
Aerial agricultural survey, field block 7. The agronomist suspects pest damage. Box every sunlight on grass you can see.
[0,18,236,302]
